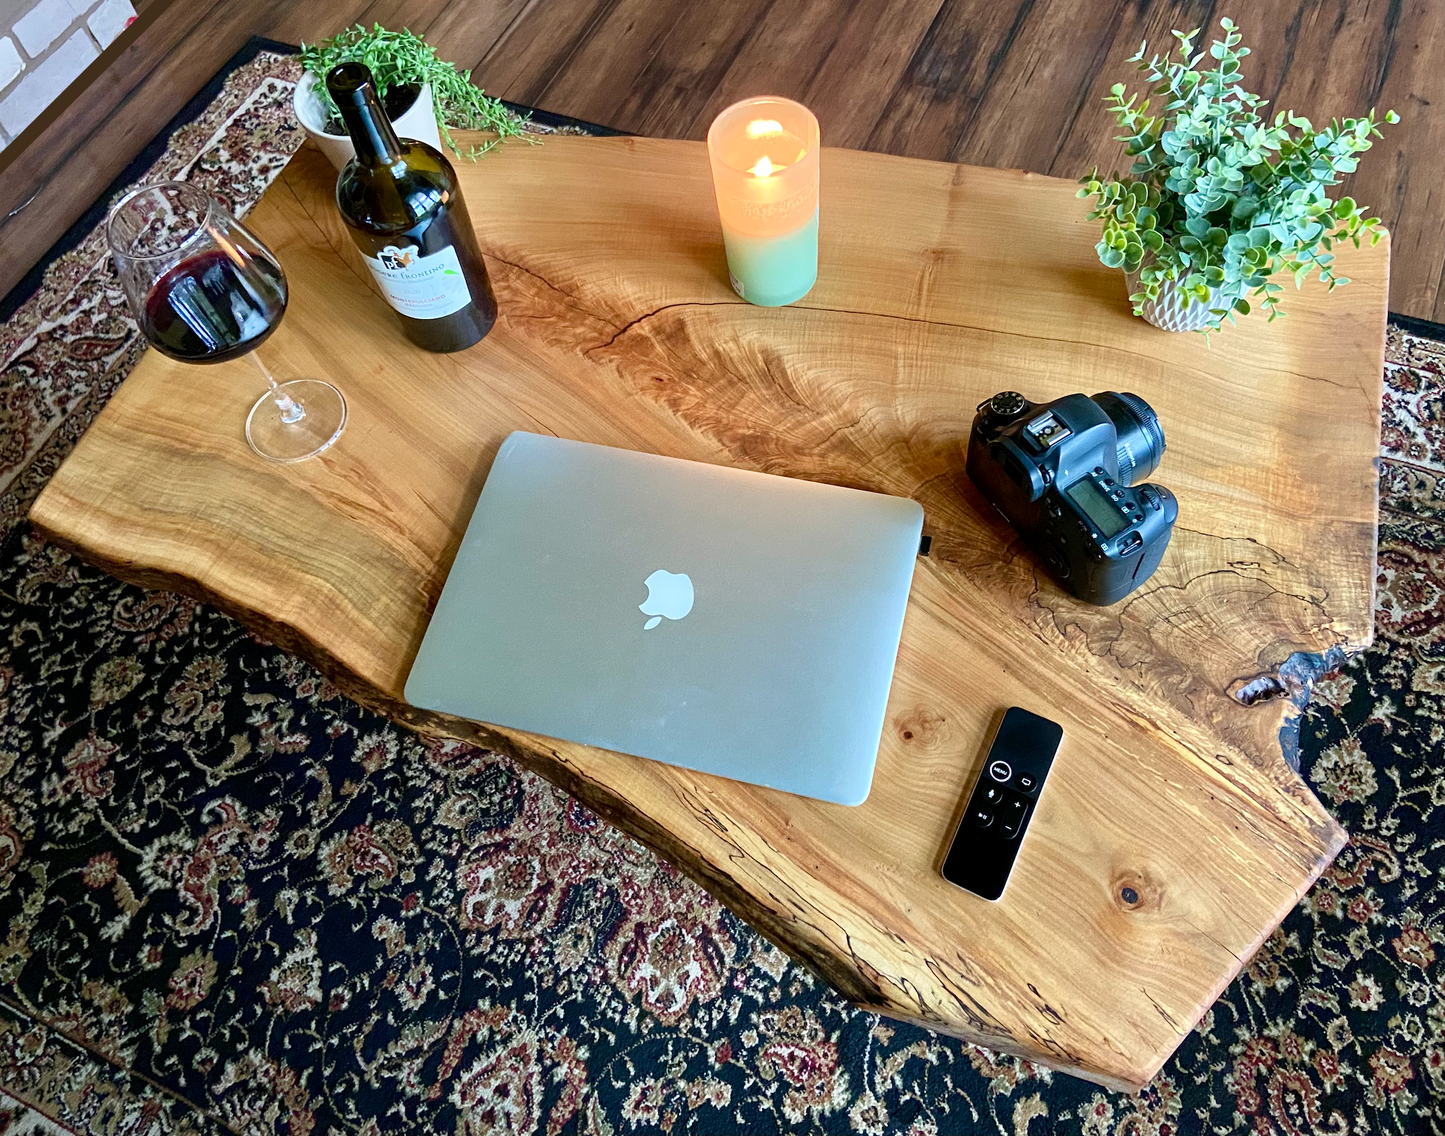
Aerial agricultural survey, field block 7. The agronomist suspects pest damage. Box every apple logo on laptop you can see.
[640,569,694,630]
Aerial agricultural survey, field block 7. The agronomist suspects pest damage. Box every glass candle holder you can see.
[707,97,820,308]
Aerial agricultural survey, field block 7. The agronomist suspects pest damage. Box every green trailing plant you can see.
[1077,18,1397,330]
[300,25,531,158]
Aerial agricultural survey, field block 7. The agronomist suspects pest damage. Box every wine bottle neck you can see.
[327,64,405,166]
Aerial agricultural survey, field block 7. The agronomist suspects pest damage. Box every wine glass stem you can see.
[248,351,305,425]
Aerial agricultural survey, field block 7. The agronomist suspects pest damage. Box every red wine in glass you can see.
[141,249,287,363]
[107,181,346,463]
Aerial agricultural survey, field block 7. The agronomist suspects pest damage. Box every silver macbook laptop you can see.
[404,432,924,805]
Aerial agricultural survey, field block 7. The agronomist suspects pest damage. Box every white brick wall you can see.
[13,0,77,58]
[0,0,133,141]
[85,0,130,48]
[0,27,96,134]
[0,35,23,91]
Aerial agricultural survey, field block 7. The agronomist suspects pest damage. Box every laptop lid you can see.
[404,432,924,805]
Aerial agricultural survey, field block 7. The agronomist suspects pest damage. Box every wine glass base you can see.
[246,380,347,463]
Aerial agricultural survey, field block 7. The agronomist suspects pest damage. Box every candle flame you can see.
[750,155,778,177]
[746,118,784,138]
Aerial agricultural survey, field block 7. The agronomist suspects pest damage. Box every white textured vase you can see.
[1124,270,1224,333]
[293,72,442,170]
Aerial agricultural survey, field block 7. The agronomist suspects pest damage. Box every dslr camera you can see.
[966,390,1177,605]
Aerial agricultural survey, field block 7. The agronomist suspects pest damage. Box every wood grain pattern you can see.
[30,136,1381,1089]
[1,0,1436,321]
[859,0,1035,161]
[692,0,941,146]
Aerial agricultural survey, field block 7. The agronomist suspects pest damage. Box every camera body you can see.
[966,390,1178,606]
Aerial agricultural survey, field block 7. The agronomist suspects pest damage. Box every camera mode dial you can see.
[986,391,1028,419]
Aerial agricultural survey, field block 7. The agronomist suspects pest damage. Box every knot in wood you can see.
[1112,869,1160,913]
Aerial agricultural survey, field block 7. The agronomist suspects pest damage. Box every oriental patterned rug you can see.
[0,40,1440,1136]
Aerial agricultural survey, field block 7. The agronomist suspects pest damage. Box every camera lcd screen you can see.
[1068,479,1130,539]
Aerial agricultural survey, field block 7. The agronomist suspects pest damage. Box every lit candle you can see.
[707,97,820,307]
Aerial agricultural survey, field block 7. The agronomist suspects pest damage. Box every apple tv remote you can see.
[941,707,1063,901]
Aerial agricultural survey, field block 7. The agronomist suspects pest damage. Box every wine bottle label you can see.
[363,244,473,320]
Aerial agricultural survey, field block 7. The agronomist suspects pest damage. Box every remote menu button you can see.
[988,760,1012,782]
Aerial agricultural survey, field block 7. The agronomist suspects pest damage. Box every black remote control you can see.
[941,707,1063,901]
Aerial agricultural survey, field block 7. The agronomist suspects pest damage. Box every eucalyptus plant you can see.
[300,25,531,158]
[1077,18,1396,330]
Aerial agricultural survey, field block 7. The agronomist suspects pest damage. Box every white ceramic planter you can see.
[1125,269,1225,333]
[293,71,443,170]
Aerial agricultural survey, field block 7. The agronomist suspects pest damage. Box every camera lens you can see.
[1093,391,1165,484]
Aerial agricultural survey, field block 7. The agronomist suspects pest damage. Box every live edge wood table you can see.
[30,137,1386,1091]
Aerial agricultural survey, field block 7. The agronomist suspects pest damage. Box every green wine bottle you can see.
[327,62,498,353]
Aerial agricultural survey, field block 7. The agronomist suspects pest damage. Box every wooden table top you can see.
[31,136,1384,1091]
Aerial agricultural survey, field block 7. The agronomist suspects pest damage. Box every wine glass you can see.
[106,181,346,463]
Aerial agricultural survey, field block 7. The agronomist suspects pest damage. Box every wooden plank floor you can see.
[1,0,1441,319]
